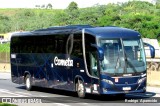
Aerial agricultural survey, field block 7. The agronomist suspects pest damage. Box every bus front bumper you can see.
[100,80,146,95]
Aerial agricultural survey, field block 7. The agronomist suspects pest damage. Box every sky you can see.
[0,0,154,9]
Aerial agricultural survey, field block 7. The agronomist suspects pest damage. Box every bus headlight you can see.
[138,77,146,84]
[102,79,114,85]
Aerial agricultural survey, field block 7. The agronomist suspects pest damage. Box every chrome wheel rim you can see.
[26,78,30,89]
[78,82,84,95]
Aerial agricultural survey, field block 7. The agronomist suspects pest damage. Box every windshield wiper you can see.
[123,48,138,74]
[114,51,120,76]
[125,58,138,74]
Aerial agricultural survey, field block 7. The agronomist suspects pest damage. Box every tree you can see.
[46,3,52,9]
[155,0,160,8]
[35,5,40,8]
[66,2,79,24]
[53,10,69,25]
[67,1,78,12]
[41,4,45,9]
[158,33,160,38]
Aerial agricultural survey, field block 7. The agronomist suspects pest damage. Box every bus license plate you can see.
[123,87,131,91]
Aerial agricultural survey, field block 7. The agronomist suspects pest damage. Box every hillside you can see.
[0,1,160,39]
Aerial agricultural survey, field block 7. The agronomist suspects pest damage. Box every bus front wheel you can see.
[25,74,33,91]
[77,80,85,98]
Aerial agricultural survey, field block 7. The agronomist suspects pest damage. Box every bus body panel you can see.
[11,53,93,91]
[10,25,149,96]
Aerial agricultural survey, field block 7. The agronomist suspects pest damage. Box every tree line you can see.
[0,1,160,39]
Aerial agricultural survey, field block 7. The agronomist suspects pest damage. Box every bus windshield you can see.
[99,38,146,75]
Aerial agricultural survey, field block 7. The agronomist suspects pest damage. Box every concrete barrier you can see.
[0,63,10,73]
[147,70,160,86]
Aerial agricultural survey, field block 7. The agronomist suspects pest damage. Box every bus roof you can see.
[11,25,140,39]
[85,26,140,39]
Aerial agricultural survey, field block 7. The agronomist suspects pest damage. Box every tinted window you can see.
[85,34,96,75]
[72,34,83,59]
[11,34,69,54]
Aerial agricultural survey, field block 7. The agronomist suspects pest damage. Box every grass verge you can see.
[0,103,16,106]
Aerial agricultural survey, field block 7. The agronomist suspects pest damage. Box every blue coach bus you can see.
[10,25,155,98]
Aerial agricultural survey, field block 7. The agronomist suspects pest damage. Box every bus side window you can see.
[72,34,83,59]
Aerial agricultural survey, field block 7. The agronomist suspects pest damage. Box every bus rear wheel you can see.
[77,80,85,98]
[25,74,33,91]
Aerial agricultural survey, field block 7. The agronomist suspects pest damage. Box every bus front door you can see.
[90,51,100,94]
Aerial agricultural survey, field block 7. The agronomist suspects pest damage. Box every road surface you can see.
[0,73,160,106]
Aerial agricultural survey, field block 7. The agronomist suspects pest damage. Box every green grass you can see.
[0,8,22,16]
[0,8,60,17]
[0,103,16,106]
[0,43,10,53]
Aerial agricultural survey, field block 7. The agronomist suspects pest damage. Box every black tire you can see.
[76,80,86,98]
[25,74,33,91]
[116,94,126,99]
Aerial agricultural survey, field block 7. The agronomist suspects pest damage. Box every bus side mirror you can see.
[144,42,155,58]
[91,44,104,61]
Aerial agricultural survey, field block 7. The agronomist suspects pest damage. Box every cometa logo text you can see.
[54,56,73,67]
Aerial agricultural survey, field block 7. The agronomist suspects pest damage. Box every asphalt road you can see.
[0,77,160,106]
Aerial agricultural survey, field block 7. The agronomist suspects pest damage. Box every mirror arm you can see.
[143,42,155,58]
